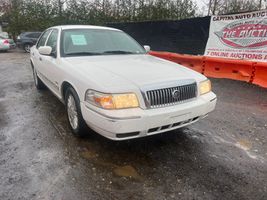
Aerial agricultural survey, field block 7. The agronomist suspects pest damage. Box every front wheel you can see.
[65,87,87,137]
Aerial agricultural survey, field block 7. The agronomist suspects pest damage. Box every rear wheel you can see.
[32,66,45,90]
[65,87,87,137]
[24,43,32,53]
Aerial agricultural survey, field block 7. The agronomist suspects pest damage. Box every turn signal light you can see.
[199,79,211,95]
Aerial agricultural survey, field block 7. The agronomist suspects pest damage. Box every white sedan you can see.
[30,25,216,140]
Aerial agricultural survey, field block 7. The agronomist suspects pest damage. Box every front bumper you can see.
[81,92,217,140]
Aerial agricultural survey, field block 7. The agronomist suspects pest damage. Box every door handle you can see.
[39,57,42,61]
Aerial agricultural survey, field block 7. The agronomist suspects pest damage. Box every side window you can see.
[27,33,35,38]
[33,33,41,38]
[46,29,58,53]
[36,30,51,49]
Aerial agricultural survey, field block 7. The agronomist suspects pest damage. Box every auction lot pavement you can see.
[0,50,267,200]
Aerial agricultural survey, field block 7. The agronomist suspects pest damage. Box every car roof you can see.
[49,25,121,32]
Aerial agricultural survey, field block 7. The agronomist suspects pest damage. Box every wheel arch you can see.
[61,81,81,104]
[23,42,33,48]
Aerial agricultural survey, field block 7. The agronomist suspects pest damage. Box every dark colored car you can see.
[17,32,42,52]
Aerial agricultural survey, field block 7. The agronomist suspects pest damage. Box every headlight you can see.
[199,79,211,95]
[85,90,139,109]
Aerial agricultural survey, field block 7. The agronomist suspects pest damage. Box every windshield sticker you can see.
[71,35,87,45]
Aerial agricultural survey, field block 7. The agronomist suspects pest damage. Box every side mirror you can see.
[144,45,151,53]
[38,46,52,56]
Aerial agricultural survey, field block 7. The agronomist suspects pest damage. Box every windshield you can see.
[60,29,145,57]
[0,32,9,39]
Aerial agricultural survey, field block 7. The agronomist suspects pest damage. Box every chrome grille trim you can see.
[144,81,197,108]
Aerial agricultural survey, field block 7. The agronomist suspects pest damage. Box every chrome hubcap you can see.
[67,95,78,130]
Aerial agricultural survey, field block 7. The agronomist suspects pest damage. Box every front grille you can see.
[146,82,197,108]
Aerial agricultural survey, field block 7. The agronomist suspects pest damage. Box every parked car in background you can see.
[17,32,42,52]
[0,32,16,52]
[30,25,217,140]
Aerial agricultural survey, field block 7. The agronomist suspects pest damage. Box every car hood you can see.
[63,54,205,89]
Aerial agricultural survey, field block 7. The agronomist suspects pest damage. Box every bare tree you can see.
[207,0,260,15]
[1,0,198,33]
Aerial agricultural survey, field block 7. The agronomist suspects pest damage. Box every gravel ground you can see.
[0,50,267,200]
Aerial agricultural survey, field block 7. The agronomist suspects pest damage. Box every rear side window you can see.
[46,29,58,53]
[27,33,40,38]
[36,30,51,48]
[26,33,35,38]
[31,33,41,38]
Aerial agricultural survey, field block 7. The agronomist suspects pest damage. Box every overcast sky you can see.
[195,0,208,8]
[195,0,209,15]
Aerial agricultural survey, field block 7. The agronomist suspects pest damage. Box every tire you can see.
[65,87,87,137]
[32,66,46,90]
[24,43,32,53]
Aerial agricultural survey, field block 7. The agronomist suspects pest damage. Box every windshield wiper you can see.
[65,52,101,56]
[102,50,136,55]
